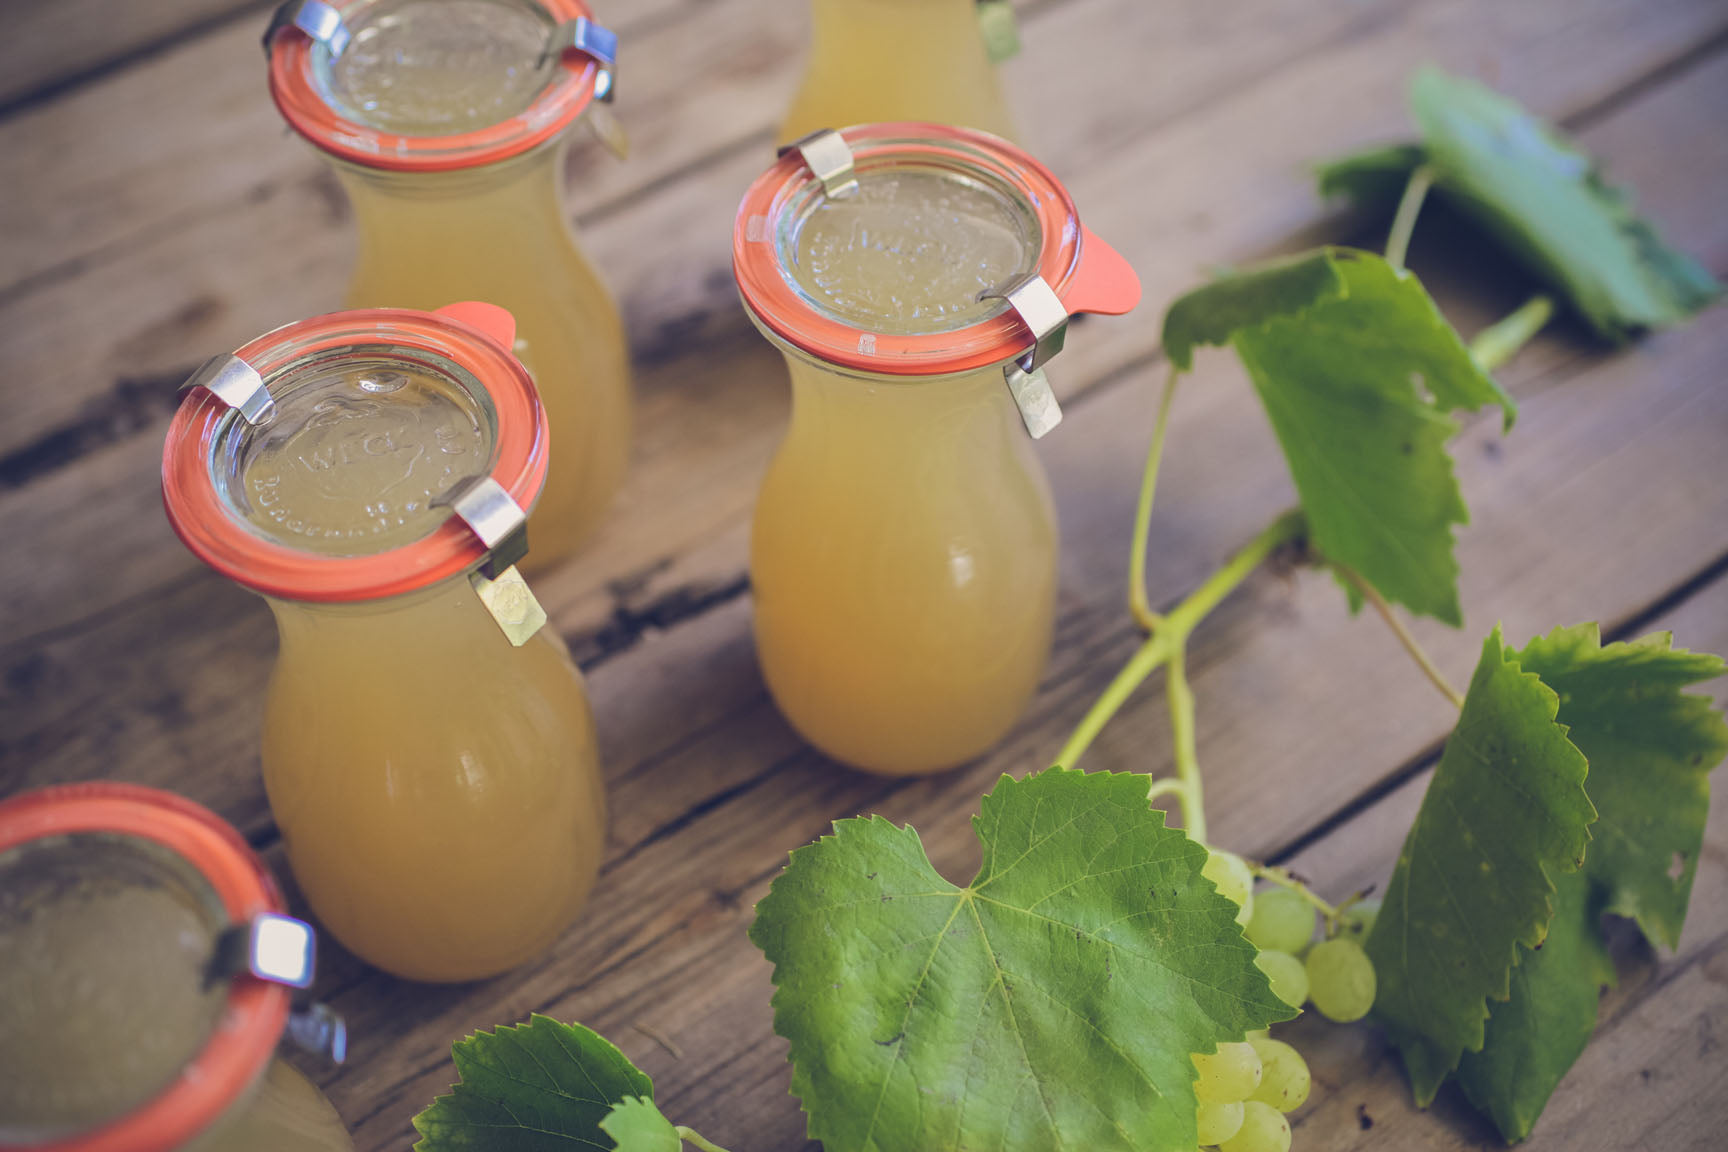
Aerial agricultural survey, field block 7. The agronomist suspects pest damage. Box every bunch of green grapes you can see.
[1244,883,1379,1023]
[1190,851,1382,1150]
[1189,1034,1307,1151]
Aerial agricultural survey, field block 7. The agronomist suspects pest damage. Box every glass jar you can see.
[780,0,1018,145]
[0,783,352,1152]
[162,303,605,982]
[734,124,1140,774]
[267,0,631,569]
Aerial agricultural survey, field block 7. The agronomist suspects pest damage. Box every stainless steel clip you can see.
[263,0,351,57]
[980,273,1069,438]
[546,17,619,102]
[208,912,317,989]
[286,1002,349,1064]
[779,129,859,199]
[434,476,548,646]
[181,353,276,427]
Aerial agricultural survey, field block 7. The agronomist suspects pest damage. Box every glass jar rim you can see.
[0,784,290,1152]
[268,0,604,173]
[162,304,548,604]
[733,123,1140,376]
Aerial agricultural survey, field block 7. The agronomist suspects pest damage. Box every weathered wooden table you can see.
[3,1,1726,1148]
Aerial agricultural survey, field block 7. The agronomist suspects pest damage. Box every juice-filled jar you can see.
[734,124,1141,774]
[162,303,605,982]
[266,0,631,568]
[0,783,352,1152]
[780,0,1020,144]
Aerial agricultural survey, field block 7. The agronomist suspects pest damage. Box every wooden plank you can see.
[0,1,261,112]
[298,79,1728,1151]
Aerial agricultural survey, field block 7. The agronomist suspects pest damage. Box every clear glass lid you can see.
[214,351,495,558]
[0,834,228,1139]
[781,165,1041,336]
[315,0,560,137]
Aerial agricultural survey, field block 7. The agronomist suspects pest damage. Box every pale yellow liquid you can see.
[262,576,605,982]
[752,360,1056,774]
[0,837,351,1151]
[780,0,1017,144]
[320,0,631,570]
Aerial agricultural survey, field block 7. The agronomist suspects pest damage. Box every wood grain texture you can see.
[1,0,1725,1149]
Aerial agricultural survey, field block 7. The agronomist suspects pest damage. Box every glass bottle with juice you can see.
[162,302,605,982]
[267,0,631,568]
[780,0,1020,144]
[734,124,1141,774]
[0,783,353,1152]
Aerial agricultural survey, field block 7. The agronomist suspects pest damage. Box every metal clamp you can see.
[545,17,618,102]
[263,0,351,57]
[779,129,859,199]
[208,912,316,989]
[182,353,277,427]
[435,475,530,578]
[980,273,1070,438]
[434,476,547,646]
[286,1002,349,1064]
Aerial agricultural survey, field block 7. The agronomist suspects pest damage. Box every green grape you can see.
[1203,848,1255,926]
[1220,1101,1292,1152]
[1247,1036,1310,1113]
[1245,1027,1270,1041]
[1196,1099,1245,1145]
[1254,949,1309,1009]
[1305,937,1376,1022]
[1338,897,1381,942]
[1193,1041,1262,1103]
[1245,888,1317,954]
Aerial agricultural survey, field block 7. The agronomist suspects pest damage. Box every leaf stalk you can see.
[1384,163,1436,270]
[1471,293,1556,372]
[1130,366,1182,632]
[676,1128,736,1152]
[1334,563,1465,709]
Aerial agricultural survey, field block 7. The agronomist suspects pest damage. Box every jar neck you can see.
[811,0,984,36]
[330,135,572,235]
[264,571,510,655]
[780,348,1025,448]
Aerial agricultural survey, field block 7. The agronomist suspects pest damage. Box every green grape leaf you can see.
[1162,249,1347,371]
[748,767,1293,1152]
[600,1098,683,1152]
[1315,142,1425,210]
[1517,625,1728,949]
[413,1015,655,1151]
[1319,69,1721,341]
[1230,248,1514,625]
[1453,626,1727,1141]
[1365,628,1595,1104]
[1453,870,1614,1142]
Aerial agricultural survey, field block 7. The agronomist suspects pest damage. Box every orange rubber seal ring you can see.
[269,0,604,173]
[733,122,1141,376]
[0,783,290,1152]
[161,303,548,603]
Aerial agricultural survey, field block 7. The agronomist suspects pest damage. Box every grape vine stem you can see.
[1130,366,1182,632]
[1333,563,1464,710]
[1249,862,1342,926]
[1383,163,1436,270]
[676,1128,735,1152]
[1471,293,1556,372]
[1056,510,1308,838]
